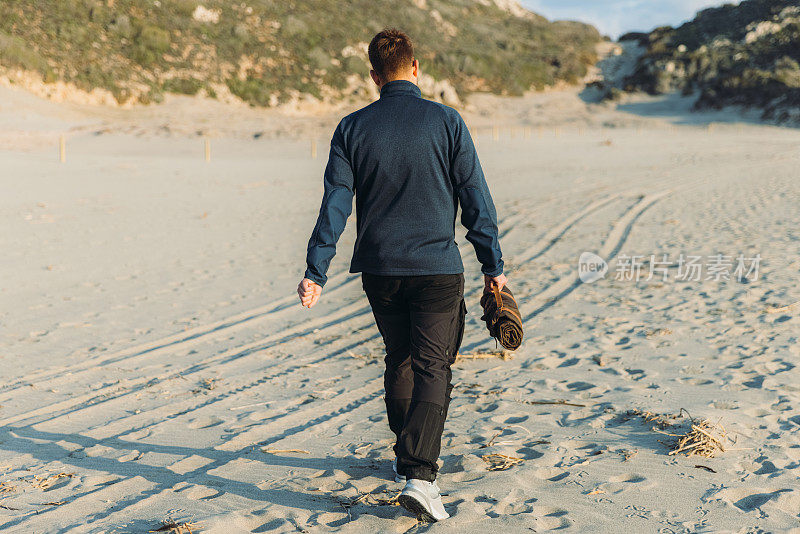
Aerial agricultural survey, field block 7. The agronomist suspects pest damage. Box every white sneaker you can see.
[392,458,406,483]
[399,479,449,522]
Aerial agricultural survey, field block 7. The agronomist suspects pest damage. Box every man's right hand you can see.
[484,273,508,292]
[297,278,323,308]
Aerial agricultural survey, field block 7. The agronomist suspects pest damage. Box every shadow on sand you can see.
[0,425,404,532]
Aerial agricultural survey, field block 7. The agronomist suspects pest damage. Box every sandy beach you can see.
[1,77,799,533]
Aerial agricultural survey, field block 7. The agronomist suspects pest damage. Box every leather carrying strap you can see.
[491,285,522,323]
[492,284,503,310]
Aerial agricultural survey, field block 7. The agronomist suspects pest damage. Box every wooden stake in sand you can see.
[204,138,211,162]
[59,135,66,163]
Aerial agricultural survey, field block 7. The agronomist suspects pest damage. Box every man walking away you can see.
[297,28,507,522]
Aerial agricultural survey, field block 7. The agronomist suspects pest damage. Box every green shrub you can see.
[0,31,53,77]
[0,0,601,106]
[226,75,274,107]
[131,24,171,65]
[624,0,800,120]
[163,77,204,95]
[173,0,197,18]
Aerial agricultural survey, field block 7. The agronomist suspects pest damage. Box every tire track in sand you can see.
[0,199,541,398]
[0,193,614,431]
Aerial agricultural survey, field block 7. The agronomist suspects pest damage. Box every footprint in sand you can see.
[188,415,225,429]
[705,486,795,514]
[527,505,572,529]
[488,414,529,425]
[184,484,223,500]
[121,428,152,440]
[566,381,596,391]
[533,467,570,482]
[475,490,536,517]
[608,473,646,483]
[753,460,781,476]
[475,402,501,413]
[117,450,143,462]
[80,474,122,488]
[602,473,650,494]
[441,454,488,483]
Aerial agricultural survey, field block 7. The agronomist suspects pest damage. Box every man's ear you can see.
[369,69,382,87]
[411,59,419,78]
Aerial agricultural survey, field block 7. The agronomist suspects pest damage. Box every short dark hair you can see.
[368,28,414,81]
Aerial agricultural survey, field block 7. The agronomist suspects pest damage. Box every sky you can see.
[520,0,739,39]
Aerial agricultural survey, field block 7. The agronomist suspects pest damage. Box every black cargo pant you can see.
[362,273,467,482]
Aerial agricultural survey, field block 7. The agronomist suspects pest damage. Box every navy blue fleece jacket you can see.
[304,80,503,287]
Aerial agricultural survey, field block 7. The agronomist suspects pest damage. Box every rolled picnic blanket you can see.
[479,284,523,351]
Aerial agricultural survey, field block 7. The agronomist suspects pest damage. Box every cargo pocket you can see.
[448,299,467,363]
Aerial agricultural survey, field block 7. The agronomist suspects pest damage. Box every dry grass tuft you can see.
[664,419,730,458]
[764,300,799,314]
[480,424,531,449]
[627,408,734,458]
[457,350,513,361]
[644,328,673,338]
[369,490,402,506]
[193,377,220,393]
[519,399,586,408]
[149,519,199,534]
[338,493,368,520]
[31,472,74,490]
[0,482,16,494]
[338,489,403,521]
[481,453,524,471]
[627,409,680,430]
[261,448,310,455]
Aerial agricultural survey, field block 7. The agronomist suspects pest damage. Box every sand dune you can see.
[1,82,799,533]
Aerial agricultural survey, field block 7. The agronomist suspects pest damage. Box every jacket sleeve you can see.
[451,115,504,277]
[304,122,355,287]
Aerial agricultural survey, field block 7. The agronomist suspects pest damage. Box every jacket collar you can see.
[379,80,422,99]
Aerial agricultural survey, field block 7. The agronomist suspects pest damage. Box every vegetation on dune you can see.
[621,0,800,122]
[0,0,600,107]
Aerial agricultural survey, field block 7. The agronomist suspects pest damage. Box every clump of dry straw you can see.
[631,408,733,458]
[457,350,513,361]
[481,453,524,471]
[665,418,730,458]
[31,472,74,490]
[149,519,199,534]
